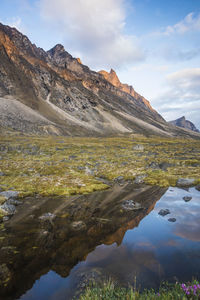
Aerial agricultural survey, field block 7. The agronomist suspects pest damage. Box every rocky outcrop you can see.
[169,116,199,133]
[99,69,154,112]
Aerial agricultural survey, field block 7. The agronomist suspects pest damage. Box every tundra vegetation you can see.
[0,135,200,205]
[79,280,200,300]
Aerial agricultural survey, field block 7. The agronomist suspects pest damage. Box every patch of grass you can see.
[79,280,200,299]
[0,135,200,198]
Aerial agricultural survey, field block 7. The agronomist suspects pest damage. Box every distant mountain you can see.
[169,116,199,133]
[0,22,199,138]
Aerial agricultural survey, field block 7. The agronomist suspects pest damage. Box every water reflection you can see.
[0,185,199,299]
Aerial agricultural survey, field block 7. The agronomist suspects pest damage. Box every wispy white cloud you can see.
[151,12,200,38]
[4,17,22,31]
[39,0,145,69]
[153,68,200,128]
[164,12,200,35]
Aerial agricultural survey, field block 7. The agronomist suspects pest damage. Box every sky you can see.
[0,0,200,128]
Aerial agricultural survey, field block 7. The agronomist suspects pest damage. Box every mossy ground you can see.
[79,280,200,300]
[0,135,200,198]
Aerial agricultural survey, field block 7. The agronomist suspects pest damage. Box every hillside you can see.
[0,22,199,138]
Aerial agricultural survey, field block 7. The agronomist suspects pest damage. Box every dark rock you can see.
[168,218,176,222]
[195,185,200,191]
[159,162,173,171]
[148,162,160,169]
[0,172,5,176]
[158,209,170,216]
[183,196,192,202]
[6,199,22,206]
[114,176,124,182]
[0,264,11,283]
[176,178,195,187]
[122,200,143,211]
[77,166,85,171]
[134,174,147,184]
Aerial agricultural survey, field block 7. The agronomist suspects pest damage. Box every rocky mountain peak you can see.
[47,44,66,57]
[169,116,199,132]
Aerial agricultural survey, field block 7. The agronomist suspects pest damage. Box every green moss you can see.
[0,135,200,197]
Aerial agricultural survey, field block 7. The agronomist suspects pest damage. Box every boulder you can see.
[195,185,200,191]
[183,196,192,202]
[0,190,19,200]
[133,144,144,151]
[122,200,143,211]
[0,202,16,215]
[134,174,147,184]
[168,218,176,222]
[158,209,170,216]
[176,178,195,187]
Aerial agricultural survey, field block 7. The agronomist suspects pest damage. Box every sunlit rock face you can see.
[1,22,199,138]
[99,69,154,112]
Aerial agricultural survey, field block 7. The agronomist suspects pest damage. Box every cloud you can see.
[152,68,200,128]
[163,47,200,62]
[151,12,200,37]
[3,17,23,31]
[39,0,145,69]
[164,12,200,35]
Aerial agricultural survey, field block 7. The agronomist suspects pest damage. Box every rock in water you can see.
[176,178,195,187]
[158,209,170,216]
[168,218,176,222]
[122,200,143,211]
[183,196,192,202]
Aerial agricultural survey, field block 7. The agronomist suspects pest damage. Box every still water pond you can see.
[1,184,200,299]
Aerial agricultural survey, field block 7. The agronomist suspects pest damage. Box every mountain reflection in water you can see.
[0,184,199,299]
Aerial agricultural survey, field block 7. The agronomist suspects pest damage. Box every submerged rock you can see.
[39,213,56,221]
[176,178,195,187]
[158,209,170,216]
[71,221,86,231]
[168,218,176,222]
[183,196,192,202]
[122,200,143,211]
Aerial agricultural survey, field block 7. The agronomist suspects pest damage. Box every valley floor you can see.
[0,134,200,207]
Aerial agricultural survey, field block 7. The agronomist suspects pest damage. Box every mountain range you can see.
[169,116,199,133]
[0,22,199,138]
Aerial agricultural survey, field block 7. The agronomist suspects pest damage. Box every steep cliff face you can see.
[99,69,154,112]
[0,22,199,138]
[169,116,199,133]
